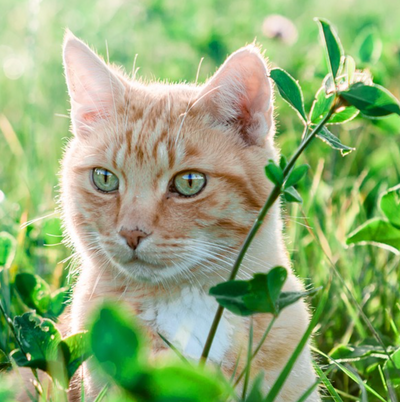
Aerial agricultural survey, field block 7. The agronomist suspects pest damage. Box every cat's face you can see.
[62,32,277,284]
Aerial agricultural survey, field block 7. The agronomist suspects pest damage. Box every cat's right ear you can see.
[63,30,125,137]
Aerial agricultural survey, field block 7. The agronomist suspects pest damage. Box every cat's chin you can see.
[112,257,191,284]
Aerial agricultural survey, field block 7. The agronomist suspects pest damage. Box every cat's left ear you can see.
[63,30,126,137]
[198,45,274,147]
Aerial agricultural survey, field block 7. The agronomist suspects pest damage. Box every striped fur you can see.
[61,32,320,401]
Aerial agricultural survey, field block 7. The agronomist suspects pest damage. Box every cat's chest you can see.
[138,287,235,363]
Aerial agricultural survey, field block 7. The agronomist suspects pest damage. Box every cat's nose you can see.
[119,228,149,250]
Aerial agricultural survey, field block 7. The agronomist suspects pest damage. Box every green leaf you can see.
[89,302,144,391]
[270,68,307,123]
[148,365,227,402]
[310,88,359,125]
[0,232,16,269]
[209,268,287,317]
[383,347,400,386]
[277,288,319,311]
[346,218,400,253]
[15,273,69,319]
[317,127,355,156]
[42,217,63,246]
[245,371,264,402]
[358,30,382,65]
[285,165,309,188]
[345,56,356,85]
[209,268,315,318]
[58,332,91,382]
[329,344,389,362]
[310,88,334,123]
[89,302,227,401]
[11,312,62,372]
[283,186,303,203]
[265,161,283,186]
[380,185,400,229]
[15,273,52,316]
[279,155,288,170]
[339,82,400,118]
[315,18,343,79]
[48,287,70,318]
[244,269,287,315]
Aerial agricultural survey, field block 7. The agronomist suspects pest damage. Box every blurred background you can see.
[1,0,400,398]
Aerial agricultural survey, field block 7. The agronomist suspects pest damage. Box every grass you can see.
[1,0,400,400]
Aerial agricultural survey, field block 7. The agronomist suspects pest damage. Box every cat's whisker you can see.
[20,211,58,229]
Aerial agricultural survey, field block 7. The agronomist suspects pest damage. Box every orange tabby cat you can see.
[62,31,320,401]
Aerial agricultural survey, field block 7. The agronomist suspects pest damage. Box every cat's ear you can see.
[198,45,274,146]
[63,30,125,137]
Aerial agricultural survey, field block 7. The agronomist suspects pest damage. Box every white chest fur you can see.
[139,287,234,363]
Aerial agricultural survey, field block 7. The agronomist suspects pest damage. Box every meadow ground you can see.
[1,0,400,400]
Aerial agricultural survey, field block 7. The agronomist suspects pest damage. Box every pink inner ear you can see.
[81,110,108,123]
[197,46,274,146]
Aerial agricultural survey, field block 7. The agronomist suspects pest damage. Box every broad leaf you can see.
[346,218,400,253]
[209,268,287,317]
[310,88,359,125]
[0,232,16,269]
[279,155,288,170]
[265,161,283,186]
[58,332,91,382]
[358,30,382,65]
[148,365,227,402]
[339,82,400,118]
[48,287,70,318]
[15,273,69,319]
[11,313,62,371]
[270,68,306,123]
[380,185,400,229]
[209,268,317,318]
[283,186,303,203]
[15,273,51,316]
[315,18,343,79]
[89,302,144,390]
[285,165,309,188]
[317,127,355,156]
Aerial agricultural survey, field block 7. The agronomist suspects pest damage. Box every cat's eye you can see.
[172,171,206,197]
[92,168,119,193]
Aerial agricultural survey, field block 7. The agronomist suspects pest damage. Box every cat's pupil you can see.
[187,174,193,187]
[104,171,109,183]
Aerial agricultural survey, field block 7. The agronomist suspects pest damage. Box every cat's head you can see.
[61,31,278,284]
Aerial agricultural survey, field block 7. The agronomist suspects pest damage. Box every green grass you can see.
[1,0,400,400]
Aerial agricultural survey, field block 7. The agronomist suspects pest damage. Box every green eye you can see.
[173,171,206,197]
[92,168,119,192]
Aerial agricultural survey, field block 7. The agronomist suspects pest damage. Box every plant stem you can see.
[233,317,276,387]
[241,318,253,400]
[200,105,336,364]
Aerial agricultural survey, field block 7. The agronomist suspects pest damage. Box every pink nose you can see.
[119,228,149,250]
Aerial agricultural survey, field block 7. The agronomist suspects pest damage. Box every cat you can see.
[61,31,320,401]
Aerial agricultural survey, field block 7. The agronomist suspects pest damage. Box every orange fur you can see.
[61,32,320,401]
